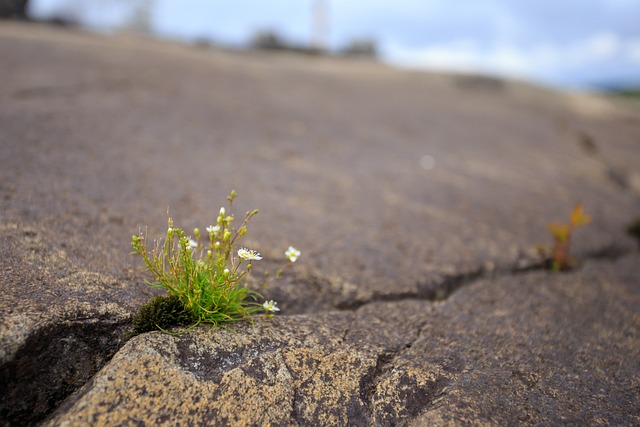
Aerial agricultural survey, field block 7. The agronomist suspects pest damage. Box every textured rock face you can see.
[0,222,150,426]
[411,255,640,426]
[1,22,639,426]
[43,255,640,426]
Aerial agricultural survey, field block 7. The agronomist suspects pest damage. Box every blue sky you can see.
[29,0,640,89]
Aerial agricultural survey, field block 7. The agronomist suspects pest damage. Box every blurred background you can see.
[4,0,640,91]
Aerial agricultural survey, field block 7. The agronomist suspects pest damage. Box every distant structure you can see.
[340,38,378,59]
[251,30,286,51]
[122,0,154,35]
[311,0,329,52]
[0,0,29,19]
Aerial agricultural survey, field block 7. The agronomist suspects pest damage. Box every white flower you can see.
[206,225,220,234]
[263,300,280,312]
[237,247,262,261]
[285,246,301,263]
[188,239,198,249]
[219,207,226,216]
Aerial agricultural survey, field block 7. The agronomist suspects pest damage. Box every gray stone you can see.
[0,223,149,425]
[0,22,639,426]
[43,255,639,426]
[410,254,640,426]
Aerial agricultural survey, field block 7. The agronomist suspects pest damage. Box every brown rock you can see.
[44,255,640,426]
[1,22,639,426]
[410,254,640,425]
[0,223,149,425]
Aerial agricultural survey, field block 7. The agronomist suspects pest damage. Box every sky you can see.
[28,0,640,90]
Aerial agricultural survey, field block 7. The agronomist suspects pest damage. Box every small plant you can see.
[538,204,591,272]
[131,190,299,332]
[627,217,640,249]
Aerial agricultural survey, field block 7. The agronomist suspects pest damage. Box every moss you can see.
[627,218,640,249]
[132,295,197,333]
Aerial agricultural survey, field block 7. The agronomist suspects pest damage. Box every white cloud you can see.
[384,40,543,79]
[627,38,640,64]
[384,31,640,86]
[583,32,620,59]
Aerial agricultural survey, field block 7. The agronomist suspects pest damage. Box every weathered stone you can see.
[44,315,366,426]
[410,254,640,426]
[43,308,444,426]
[0,223,149,425]
[1,22,638,309]
[1,22,639,426]
[43,254,639,426]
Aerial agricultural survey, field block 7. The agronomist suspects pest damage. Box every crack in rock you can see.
[575,129,640,196]
[0,316,131,427]
[359,348,452,426]
[328,242,636,313]
[360,351,398,412]
[334,267,487,311]
[583,243,632,262]
[2,235,633,427]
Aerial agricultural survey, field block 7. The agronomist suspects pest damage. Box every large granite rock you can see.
[1,22,639,425]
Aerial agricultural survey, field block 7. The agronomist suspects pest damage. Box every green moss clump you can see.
[132,295,197,333]
[627,218,640,249]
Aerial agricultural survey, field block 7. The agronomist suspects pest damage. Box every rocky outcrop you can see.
[1,22,639,426]
[42,254,640,426]
[0,223,148,426]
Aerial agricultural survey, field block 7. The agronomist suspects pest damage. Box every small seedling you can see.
[131,190,299,332]
[539,204,591,272]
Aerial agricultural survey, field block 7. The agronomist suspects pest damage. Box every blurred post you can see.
[311,0,329,52]
[122,0,154,35]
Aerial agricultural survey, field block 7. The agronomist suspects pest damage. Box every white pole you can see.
[311,0,329,51]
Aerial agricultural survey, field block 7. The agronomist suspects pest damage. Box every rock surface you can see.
[1,22,639,426]
[43,256,640,426]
